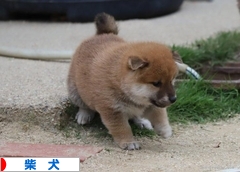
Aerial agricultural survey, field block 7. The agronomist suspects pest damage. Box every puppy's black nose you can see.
[169,96,177,103]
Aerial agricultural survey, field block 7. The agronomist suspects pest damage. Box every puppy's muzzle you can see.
[169,96,177,103]
[150,95,177,108]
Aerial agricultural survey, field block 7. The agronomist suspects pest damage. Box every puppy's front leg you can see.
[144,107,172,138]
[98,108,140,150]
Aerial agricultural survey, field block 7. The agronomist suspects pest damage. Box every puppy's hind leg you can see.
[67,77,95,125]
[75,108,95,125]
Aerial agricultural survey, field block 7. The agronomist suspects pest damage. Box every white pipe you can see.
[176,62,202,80]
[0,46,73,61]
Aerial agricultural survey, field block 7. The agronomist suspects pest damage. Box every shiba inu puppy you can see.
[68,13,182,150]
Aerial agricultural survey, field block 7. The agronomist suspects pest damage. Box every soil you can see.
[0,114,240,172]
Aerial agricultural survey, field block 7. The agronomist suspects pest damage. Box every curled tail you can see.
[95,13,118,35]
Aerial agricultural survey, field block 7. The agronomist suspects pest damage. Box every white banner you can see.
[1,157,80,171]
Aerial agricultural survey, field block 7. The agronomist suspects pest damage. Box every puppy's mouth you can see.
[150,99,167,108]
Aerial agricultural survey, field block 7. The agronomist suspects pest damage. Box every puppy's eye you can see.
[152,81,162,87]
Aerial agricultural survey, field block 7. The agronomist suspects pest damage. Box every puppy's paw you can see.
[75,109,95,125]
[119,141,141,150]
[155,125,172,138]
[133,117,153,130]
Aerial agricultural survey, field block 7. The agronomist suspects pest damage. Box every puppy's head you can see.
[122,43,181,108]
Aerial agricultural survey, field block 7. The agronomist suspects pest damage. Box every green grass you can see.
[168,80,240,124]
[131,123,156,139]
[169,30,240,123]
[172,31,240,68]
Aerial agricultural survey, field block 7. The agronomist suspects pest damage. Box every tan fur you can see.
[67,13,180,150]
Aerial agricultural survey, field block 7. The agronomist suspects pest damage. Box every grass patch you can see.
[169,30,240,123]
[169,80,240,124]
[172,31,240,68]
[131,124,156,139]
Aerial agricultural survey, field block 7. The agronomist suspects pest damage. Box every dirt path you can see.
[81,116,240,172]
[0,114,240,172]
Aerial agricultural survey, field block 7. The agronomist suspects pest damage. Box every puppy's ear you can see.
[128,56,148,70]
[172,51,183,63]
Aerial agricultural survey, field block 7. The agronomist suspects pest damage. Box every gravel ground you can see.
[0,56,68,108]
[0,114,240,172]
[80,117,240,172]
